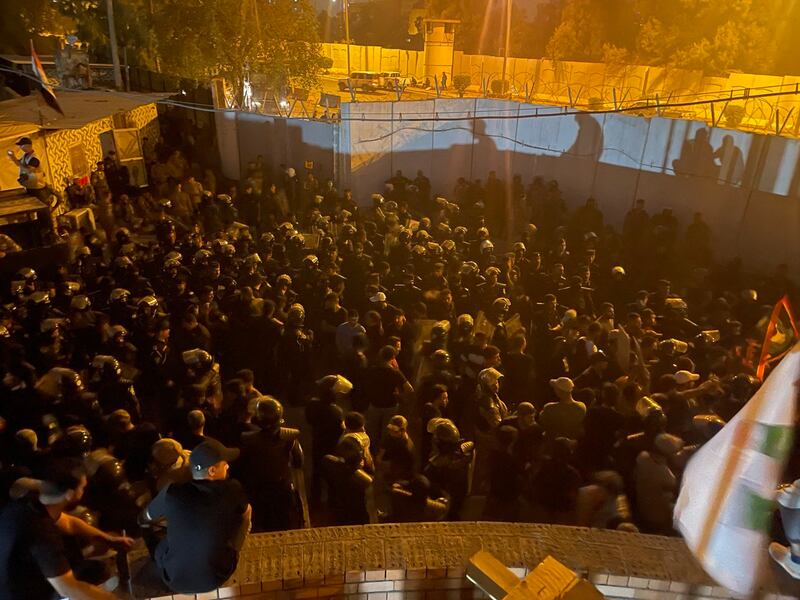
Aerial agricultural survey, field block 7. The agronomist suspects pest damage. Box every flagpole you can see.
[106,0,123,89]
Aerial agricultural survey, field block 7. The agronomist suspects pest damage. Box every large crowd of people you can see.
[1,118,799,597]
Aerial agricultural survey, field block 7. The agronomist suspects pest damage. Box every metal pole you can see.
[344,0,351,76]
[501,0,511,93]
[106,0,123,89]
[122,46,130,91]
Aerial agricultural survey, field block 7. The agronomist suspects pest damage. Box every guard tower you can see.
[423,18,459,84]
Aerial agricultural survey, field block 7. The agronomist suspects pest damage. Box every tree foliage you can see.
[546,0,636,63]
[0,0,76,55]
[632,0,777,73]
[547,0,780,74]
[2,0,326,92]
[257,0,328,90]
[152,0,325,90]
[426,0,555,57]
[425,0,794,76]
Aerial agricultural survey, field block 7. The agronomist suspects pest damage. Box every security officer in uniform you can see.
[89,355,140,420]
[238,397,304,532]
[423,419,474,521]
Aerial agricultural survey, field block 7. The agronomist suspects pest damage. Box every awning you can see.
[0,120,40,141]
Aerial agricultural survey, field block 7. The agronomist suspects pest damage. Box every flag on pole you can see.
[674,342,798,595]
[30,40,64,116]
[755,295,798,380]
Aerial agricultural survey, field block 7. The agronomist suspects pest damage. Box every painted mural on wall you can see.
[41,105,159,192]
[46,117,112,190]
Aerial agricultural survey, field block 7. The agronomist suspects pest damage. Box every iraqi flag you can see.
[30,40,64,115]
[674,342,798,595]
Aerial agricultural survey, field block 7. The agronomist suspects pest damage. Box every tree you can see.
[149,0,325,98]
[4,0,326,99]
[0,0,76,55]
[56,0,156,69]
[317,9,344,44]
[426,0,549,57]
[545,0,636,62]
[633,0,779,74]
[453,74,471,97]
[541,0,781,74]
[258,0,328,91]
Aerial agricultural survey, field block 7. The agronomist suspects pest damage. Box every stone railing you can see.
[131,522,798,600]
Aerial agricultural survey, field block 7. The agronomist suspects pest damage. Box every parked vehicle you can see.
[380,71,412,90]
[339,71,381,92]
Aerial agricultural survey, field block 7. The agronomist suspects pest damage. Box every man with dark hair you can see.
[141,438,251,593]
[0,458,133,600]
[361,345,413,445]
[420,384,449,460]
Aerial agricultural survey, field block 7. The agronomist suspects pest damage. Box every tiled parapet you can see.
[130,522,800,599]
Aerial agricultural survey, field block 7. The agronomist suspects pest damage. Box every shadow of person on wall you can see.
[472,117,499,161]
[564,113,604,161]
[672,127,719,180]
[713,134,745,186]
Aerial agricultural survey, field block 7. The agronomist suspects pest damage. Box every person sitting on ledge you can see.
[139,438,251,594]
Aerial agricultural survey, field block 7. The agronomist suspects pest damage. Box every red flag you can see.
[30,40,64,116]
[755,295,799,380]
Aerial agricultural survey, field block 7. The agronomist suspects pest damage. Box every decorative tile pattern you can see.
[134,522,796,600]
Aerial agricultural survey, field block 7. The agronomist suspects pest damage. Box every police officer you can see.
[89,355,140,420]
[238,397,304,532]
[322,436,373,525]
[424,419,474,520]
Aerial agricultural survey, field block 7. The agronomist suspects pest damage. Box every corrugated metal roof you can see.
[0,89,159,130]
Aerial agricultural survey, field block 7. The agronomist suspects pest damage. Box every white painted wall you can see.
[231,112,338,183]
[221,99,800,277]
[340,99,800,277]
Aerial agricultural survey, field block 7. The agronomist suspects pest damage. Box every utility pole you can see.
[106,0,123,89]
[344,0,352,76]
[501,0,512,94]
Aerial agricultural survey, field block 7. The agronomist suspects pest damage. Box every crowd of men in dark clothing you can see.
[1,126,799,597]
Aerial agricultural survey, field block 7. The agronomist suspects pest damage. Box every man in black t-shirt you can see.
[0,458,132,600]
[142,438,251,594]
[361,345,413,446]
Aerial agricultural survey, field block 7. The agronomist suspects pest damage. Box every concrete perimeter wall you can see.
[340,99,800,278]
[322,42,800,135]
[217,110,339,185]
[218,97,800,278]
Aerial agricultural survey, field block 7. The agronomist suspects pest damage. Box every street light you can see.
[331,0,351,76]
[501,0,512,95]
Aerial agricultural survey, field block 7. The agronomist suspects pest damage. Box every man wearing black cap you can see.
[6,137,49,201]
[140,438,251,593]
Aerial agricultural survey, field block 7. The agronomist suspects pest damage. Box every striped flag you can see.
[755,295,798,380]
[674,342,799,594]
[30,40,64,116]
